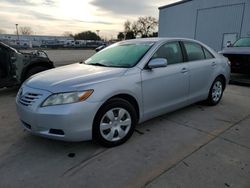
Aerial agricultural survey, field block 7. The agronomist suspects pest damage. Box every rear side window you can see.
[203,47,214,59]
[184,42,205,61]
[152,42,183,65]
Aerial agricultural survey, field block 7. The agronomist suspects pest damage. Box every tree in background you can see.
[125,31,136,40]
[62,31,73,37]
[117,32,125,41]
[120,16,158,39]
[137,16,158,38]
[131,22,140,37]
[124,20,131,34]
[151,32,158,37]
[19,26,33,35]
[123,20,136,39]
[74,31,101,40]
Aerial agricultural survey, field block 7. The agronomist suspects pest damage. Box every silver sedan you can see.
[16,38,230,147]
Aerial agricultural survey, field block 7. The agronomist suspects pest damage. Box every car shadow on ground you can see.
[0,86,19,97]
[1,102,202,160]
[230,73,250,87]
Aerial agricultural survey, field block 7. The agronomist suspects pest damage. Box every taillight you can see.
[227,60,231,66]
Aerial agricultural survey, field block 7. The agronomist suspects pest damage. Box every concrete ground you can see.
[0,50,250,187]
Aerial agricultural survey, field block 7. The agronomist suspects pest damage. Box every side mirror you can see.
[147,58,167,69]
[226,41,232,47]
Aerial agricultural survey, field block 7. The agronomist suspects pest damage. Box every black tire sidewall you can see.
[93,98,137,147]
[207,77,224,106]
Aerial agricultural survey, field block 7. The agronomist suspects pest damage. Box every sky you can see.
[0,0,180,39]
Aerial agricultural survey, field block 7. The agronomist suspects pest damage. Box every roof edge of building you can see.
[158,0,193,10]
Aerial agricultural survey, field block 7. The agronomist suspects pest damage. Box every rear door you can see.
[182,41,216,101]
[141,41,189,120]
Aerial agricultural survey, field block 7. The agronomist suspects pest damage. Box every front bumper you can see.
[16,85,101,141]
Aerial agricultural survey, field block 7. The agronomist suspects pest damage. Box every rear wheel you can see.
[24,66,49,81]
[206,77,224,106]
[93,98,137,147]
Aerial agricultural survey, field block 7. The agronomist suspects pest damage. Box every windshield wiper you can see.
[89,63,108,67]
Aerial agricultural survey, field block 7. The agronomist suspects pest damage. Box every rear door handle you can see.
[181,67,188,73]
[212,62,216,67]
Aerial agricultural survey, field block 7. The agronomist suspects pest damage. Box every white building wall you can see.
[159,0,250,51]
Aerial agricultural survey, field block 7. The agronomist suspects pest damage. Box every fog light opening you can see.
[49,129,65,135]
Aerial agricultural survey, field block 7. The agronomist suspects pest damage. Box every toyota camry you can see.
[16,38,230,147]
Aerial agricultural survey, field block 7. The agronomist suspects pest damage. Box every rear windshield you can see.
[85,43,153,68]
[233,38,250,47]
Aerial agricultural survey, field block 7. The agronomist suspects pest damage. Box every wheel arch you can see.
[216,74,226,90]
[93,93,141,130]
[92,93,140,147]
[109,94,140,120]
[97,93,140,121]
[21,61,54,82]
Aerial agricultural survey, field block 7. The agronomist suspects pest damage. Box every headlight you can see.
[41,90,93,107]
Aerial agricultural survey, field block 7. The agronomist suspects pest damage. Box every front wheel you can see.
[206,77,224,106]
[93,98,137,147]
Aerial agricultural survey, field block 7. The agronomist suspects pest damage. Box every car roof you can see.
[117,37,201,45]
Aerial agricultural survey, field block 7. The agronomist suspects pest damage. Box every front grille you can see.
[19,92,42,106]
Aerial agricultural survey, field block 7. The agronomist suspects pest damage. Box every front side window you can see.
[152,42,183,65]
[184,42,205,61]
[85,43,153,68]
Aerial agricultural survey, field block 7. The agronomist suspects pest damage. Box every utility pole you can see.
[15,24,20,46]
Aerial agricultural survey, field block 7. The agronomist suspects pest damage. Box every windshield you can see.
[233,38,250,47]
[85,43,153,68]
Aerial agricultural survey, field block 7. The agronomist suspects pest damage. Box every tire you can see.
[25,66,49,80]
[93,98,137,147]
[206,77,224,106]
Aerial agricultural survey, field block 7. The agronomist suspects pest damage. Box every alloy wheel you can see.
[99,108,132,142]
[212,81,222,102]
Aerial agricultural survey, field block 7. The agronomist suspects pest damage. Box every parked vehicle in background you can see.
[0,42,54,88]
[95,44,107,52]
[16,38,230,147]
[219,38,250,74]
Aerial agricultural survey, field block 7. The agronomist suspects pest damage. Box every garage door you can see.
[195,4,244,51]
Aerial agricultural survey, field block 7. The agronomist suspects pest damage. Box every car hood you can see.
[25,63,127,93]
[219,47,250,55]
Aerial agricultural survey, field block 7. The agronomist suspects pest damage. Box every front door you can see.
[141,42,189,121]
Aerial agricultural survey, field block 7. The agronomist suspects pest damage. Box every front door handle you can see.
[181,67,188,73]
[212,62,216,67]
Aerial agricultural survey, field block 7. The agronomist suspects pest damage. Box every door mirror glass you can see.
[148,58,167,69]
